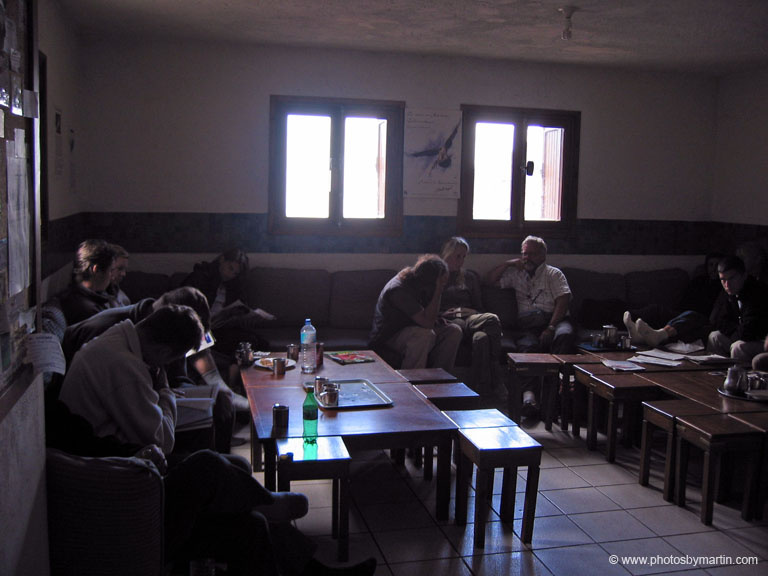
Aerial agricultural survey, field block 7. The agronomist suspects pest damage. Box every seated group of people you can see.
[46,240,376,576]
[370,234,577,417]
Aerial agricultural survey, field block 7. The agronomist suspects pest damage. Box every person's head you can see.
[520,236,547,273]
[154,286,211,331]
[402,254,448,293]
[735,241,767,279]
[217,248,248,283]
[135,305,204,367]
[718,256,747,296]
[72,240,117,292]
[440,237,470,273]
[704,253,725,280]
[109,244,130,287]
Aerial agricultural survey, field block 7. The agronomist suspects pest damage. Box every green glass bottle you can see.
[302,389,318,444]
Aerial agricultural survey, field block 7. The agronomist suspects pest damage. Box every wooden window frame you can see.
[268,95,404,237]
[457,104,580,238]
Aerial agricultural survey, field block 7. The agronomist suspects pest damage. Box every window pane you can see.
[286,114,331,218]
[472,122,514,220]
[343,117,386,219]
[524,125,564,221]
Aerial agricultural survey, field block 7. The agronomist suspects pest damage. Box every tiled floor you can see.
[232,406,768,576]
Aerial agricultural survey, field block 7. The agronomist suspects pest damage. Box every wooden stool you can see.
[675,414,762,525]
[455,426,542,547]
[412,383,481,479]
[276,436,351,561]
[553,354,602,436]
[576,369,662,462]
[442,408,517,429]
[507,353,560,430]
[639,399,718,501]
[414,382,481,411]
[397,368,459,384]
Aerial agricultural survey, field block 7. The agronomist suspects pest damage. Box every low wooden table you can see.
[244,374,457,521]
[242,350,407,470]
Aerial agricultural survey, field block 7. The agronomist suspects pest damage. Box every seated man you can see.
[58,286,244,453]
[630,256,768,365]
[707,256,768,363]
[369,254,463,370]
[486,235,576,416]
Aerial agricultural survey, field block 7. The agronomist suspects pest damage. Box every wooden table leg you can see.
[587,390,597,451]
[435,436,452,521]
[606,399,619,462]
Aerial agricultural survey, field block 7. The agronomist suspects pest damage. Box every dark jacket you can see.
[58,283,115,325]
[709,276,768,341]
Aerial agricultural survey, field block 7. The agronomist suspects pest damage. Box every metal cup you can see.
[286,344,299,361]
[273,357,286,376]
[319,381,339,406]
[314,376,330,395]
[272,403,289,430]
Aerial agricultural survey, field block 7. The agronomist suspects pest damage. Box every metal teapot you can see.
[723,365,748,393]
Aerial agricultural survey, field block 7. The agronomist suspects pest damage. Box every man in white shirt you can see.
[487,235,576,416]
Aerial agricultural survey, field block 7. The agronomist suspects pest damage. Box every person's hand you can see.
[507,258,524,270]
[764,334,768,351]
[539,326,555,348]
[135,444,167,475]
[443,307,460,319]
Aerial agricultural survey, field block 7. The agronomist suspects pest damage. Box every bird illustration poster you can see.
[403,109,462,198]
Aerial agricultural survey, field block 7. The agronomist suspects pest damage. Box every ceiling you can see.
[57,0,768,75]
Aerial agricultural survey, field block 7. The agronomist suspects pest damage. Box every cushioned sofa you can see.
[114,265,692,358]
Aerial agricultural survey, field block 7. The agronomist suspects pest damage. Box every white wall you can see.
[713,67,768,225]
[39,0,83,219]
[59,35,718,222]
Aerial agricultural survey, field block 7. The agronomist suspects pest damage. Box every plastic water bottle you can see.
[300,318,317,374]
[302,389,318,444]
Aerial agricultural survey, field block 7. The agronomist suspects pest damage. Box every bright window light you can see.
[343,117,387,219]
[286,114,331,218]
[473,122,514,220]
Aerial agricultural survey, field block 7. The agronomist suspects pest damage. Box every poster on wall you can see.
[403,108,462,199]
[6,137,29,296]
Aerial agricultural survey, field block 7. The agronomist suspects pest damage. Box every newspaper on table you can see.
[628,354,680,367]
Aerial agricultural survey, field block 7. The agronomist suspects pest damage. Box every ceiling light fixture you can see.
[558,6,577,41]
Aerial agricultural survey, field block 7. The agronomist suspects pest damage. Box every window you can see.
[458,105,580,236]
[269,95,404,236]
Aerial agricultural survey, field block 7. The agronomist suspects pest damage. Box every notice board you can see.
[0,0,41,422]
